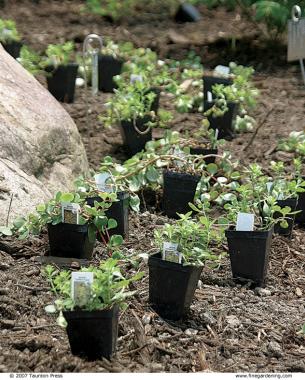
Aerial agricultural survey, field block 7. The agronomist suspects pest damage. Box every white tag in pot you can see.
[95,172,114,193]
[130,74,143,84]
[266,182,273,193]
[61,202,80,224]
[236,212,255,232]
[162,242,181,264]
[207,91,213,102]
[71,272,94,307]
[214,65,230,77]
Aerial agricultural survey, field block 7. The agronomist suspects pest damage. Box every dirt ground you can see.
[0,0,305,373]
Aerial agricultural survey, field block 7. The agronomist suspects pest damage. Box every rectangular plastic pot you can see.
[225,227,273,286]
[119,115,153,156]
[206,101,238,140]
[2,41,22,58]
[98,54,124,93]
[46,63,79,103]
[63,305,119,360]
[148,253,203,320]
[273,198,297,238]
[47,223,95,259]
[86,191,129,238]
[174,3,201,23]
[189,147,218,164]
[162,170,200,219]
[203,75,232,111]
[295,179,305,224]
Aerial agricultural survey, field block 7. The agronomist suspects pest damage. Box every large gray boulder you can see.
[0,45,89,225]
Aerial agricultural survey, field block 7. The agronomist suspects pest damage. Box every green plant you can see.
[85,0,137,21]
[204,62,259,133]
[40,41,75,69]
[0,18,21,43]
[17,46,42,75]
[0,191,123,249]
[277,131,305,157]
[43,258,143,326]
[154,212,224,266]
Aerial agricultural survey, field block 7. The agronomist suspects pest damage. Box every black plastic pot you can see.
[98,54,124,93]
[163,170,200,219]
[206,101,238,140]
[148,253,203,320]
[225,227,273,286]
[63,305,119,360]
[86,191,130,238]
[47,223,95,259]
[273,198,297,238]
[174,3,201,23]
[2,41,22,58]
[203,75,233,111]
[189,147,218,164]
[46,63,79,103]
[119,115,153,156]
[295,177,305,224]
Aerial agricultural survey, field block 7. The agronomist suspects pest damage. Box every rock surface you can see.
[0,45,89,224]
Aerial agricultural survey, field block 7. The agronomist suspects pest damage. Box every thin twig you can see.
[6,192,14,227]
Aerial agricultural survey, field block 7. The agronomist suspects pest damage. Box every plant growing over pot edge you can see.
[0,18,22,58]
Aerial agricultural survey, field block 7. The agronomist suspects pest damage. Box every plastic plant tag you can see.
[207,91,213,102]
[287,5,305,61]
[94,172,114,193]
[215,128,219,140]
[162,242,181,264]
[236,212,255,232]
[71,272,94,307]
[173,147,185,168]
[266,182,273,193]
[61,202,80,224]
[130,74,143,84]
[214,65,230,77]
[91,51,99,96]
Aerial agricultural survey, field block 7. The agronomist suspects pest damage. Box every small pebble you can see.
[255,287,271,297]
[185,328,198,336]
[268,341,283,358]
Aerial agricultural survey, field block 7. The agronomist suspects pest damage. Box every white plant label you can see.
[162,242,181,264]
[130,74,143,83]
[266,182,273,192]
[207,91,213,102]
[95,172,113,193]
[214,65,230,77]
[61,202,80,224]
[71,272,94,307]
[215,128,219,140]
[236,212,255,232]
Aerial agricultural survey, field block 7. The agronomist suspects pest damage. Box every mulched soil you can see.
[0,0,305,373]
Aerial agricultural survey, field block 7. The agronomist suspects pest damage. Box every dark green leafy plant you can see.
[43,258,143,326]
[277,131,305,157]
[40,41,75,69]
[17,46,42,75]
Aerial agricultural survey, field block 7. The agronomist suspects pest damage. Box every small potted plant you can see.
[0,18,22,58]
[150,212,222,320]
[44,259,143,360]
[6,191,122,259]
[40,41,78,103]
[162,150,206,219]
[75,173,130,239]
[101,78,160,155]
[17,45,43,76]
[223,164,295,285]
[98,40,124,93]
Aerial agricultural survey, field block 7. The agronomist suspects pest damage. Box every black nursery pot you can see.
[225,227,273,286]
[273,198,298,238]
[148,253,203,320]
[174,3,201,23]
[46,63,79,103]
[203,75,233,111]
[206,101,238,140]
[63,305,119,360]
[2,41,22,58]
[163,170,200,219]
[120,115,153,156]
[189,147,218,164]
[295,179,305,224]
[86,191,130,238]
[98,54,124,93]
[47,223,95,259]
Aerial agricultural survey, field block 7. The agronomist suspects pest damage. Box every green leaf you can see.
[60,193,74,203]
[13,217,26,229]
[146,166,160,182]
[206,163,218,175]
[129,195,140,213]
[109,234,123,247]
[36,204,46,212]
[107,218,118,230]
[0,226,13,236]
